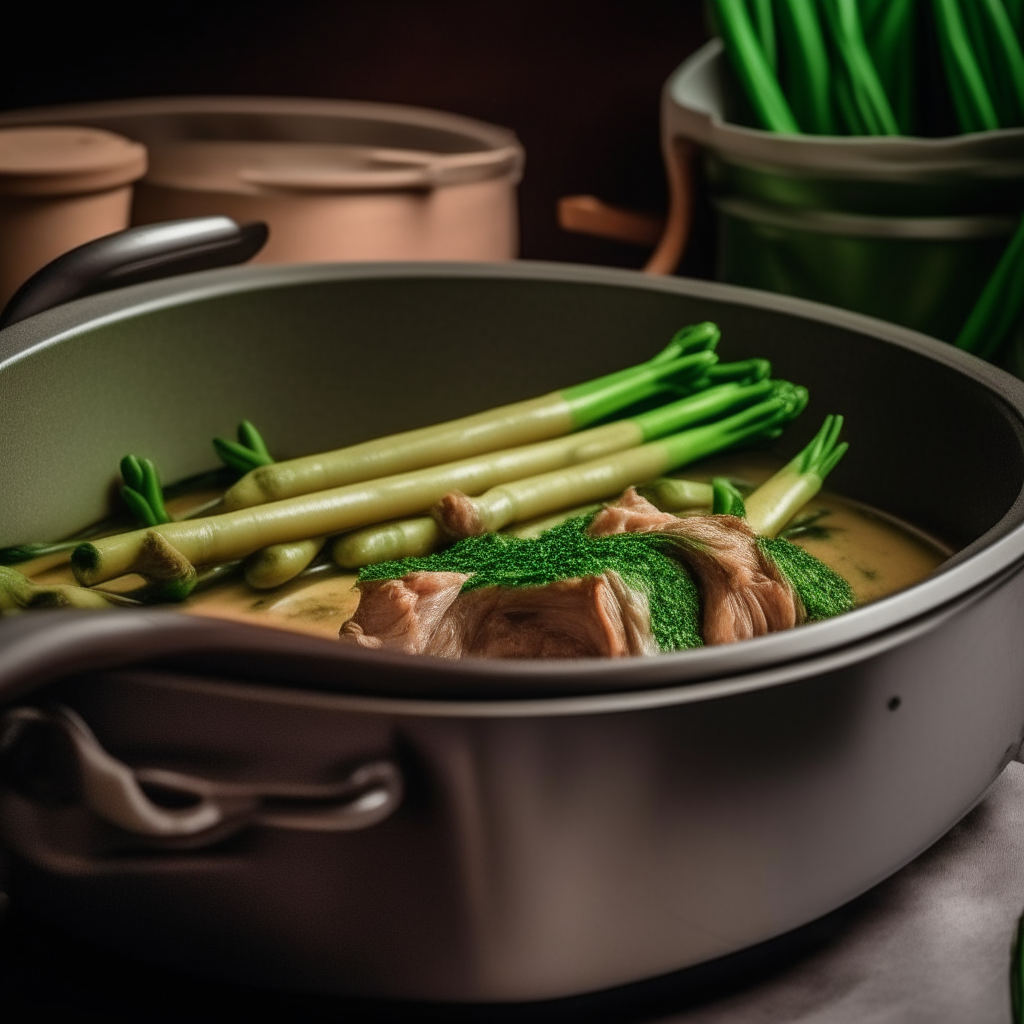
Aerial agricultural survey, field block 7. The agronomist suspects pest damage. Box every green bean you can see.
[748,0,777,71]
[960,0,1024,126]
[934,0,1000,131]
[711,0,801,132]
[1006,0,1024,37]
[776,0,836,134]
[955,214,1024,359]
[821,0,900,135]
[861,0,918,133]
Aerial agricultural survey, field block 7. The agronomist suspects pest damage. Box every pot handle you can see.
[556,138,696,275]
[0,216,269,329]
[0,704,403,846]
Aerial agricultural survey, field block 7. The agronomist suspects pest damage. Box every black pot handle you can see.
[0,216,269,330]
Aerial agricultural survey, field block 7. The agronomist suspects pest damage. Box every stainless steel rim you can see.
[3,260,1024,696]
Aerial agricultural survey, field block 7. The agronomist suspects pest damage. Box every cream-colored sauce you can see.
[683,452,950,606]
[26,453,950,641]
[185,570,361,640]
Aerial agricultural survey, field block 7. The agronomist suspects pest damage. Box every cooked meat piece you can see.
[342,487,804,659]
[340,569,657,659]
[339,571,469,653]
[588,488,801,645]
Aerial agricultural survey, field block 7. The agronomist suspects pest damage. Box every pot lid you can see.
[144,139,520,195]
[0,126,147,197]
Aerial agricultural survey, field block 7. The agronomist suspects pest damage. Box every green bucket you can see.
[662,40,1024,343]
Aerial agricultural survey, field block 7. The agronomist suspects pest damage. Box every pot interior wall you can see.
[1,272,1022,555]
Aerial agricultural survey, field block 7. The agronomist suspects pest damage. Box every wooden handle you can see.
[556,138,696,276]
[557,195,665,247]
[644,138,695,276]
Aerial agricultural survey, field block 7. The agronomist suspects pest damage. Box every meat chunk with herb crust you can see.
[340,568,657,659]
[588,488,801,644]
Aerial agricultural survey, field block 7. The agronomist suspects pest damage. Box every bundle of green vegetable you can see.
[709,1,1024,368]
[711,0,1024,136]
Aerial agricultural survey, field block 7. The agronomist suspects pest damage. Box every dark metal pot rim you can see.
[2,259,1023,704]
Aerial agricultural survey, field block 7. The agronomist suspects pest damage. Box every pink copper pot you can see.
[0,97,523,264]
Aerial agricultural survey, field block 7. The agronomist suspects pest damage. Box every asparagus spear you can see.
[711,476,748,517]
[120,455,172,527]
[333,518,441,569]
[70,379,787,587]
[220,337,719,510]
[637,478,715,512]
[432,384,807,537]
[0,565,136,613]
[776,0,836,134]
[744,415,848,538]
[213,423,327,589]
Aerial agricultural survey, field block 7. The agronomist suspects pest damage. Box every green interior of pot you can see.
[1,270,1023,560]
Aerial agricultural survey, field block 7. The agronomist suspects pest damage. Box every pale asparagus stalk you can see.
[432,386,807,537]
[244,538,326,590]
[502,504,606,539]
[635,478,715,512]
[219,346,718,510]
[332,501,605,569]
[332,519,441,569]
[330,379,776,568]
[744,415,847,537]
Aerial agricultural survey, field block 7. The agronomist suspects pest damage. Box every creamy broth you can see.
[684,452,951,607]
[25,453,950,643]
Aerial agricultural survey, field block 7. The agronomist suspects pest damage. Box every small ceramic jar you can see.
[0,126,147,306]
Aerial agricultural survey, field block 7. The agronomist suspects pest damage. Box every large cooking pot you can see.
[0,96,524,264]
[1,253,1024,1004]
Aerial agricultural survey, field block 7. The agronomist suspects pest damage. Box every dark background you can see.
[0,1,714,276]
